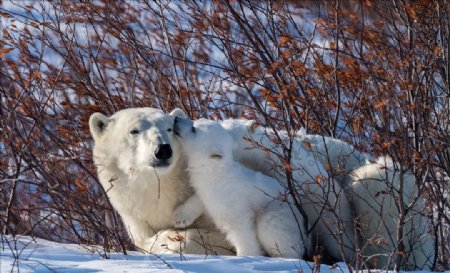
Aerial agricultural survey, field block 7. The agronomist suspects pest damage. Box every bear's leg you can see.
[257,203,309,258]
[173,195,205,228]
[223,217,263,256]
[144,228,235,255]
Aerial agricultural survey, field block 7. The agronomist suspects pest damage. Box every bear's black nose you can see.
[155,144,172,160]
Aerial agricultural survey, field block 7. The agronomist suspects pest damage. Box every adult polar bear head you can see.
[89,107,187,176]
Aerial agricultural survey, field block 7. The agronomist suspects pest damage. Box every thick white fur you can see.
[90,107,434,268]
[297,131,434,269]
[89,108,232,254]
[350,157,434,269]
[297,130,371,184]
[220,119,434,268]
[174,118,311,257]
[145,228,231,255]
[220,119,355,262]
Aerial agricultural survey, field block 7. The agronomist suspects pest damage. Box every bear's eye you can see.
[129,129,140,135]
[192,126,196,133]
[167,128,173,132]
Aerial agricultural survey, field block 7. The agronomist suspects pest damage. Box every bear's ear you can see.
[169,108,187,118]
[89,112,109,141]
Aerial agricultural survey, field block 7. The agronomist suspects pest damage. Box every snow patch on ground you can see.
[0,236,447,273]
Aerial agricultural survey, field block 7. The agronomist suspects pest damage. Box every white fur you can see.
[220,119,355,262]
[298,132,371,183]
[90,108,434,268]
[89,108,232,254]
[174,118,310,258]
[298,132,434,269]
[350,157,435,269]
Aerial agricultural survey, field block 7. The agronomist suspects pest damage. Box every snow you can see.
[1,236,447,273]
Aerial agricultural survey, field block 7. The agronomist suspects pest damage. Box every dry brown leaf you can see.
[0,47,14,58]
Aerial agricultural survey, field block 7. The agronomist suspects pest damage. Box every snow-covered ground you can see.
[0,236,447,273]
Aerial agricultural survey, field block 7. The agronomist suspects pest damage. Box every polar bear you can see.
[295,128,435,269]
[172,117,311,258]
[89,107,433,269]
[296,130,434,269]
[350,157,435,270]
[89,107,233,254]
[219,118,434,269]
[219,119,356,262]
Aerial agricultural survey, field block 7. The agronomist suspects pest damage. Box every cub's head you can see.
[89,107,186,175]
[174,117,234,161]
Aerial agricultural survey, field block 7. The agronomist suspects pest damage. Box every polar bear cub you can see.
[220,119,356,262]
[350,157,435,269]
[173,117,311,258]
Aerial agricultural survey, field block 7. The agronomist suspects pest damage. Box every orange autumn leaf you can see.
[74,179,87,193]
[0,47,14,58]
[278,35,290,46]
[315,175,322,184]
[302,140,312,151]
